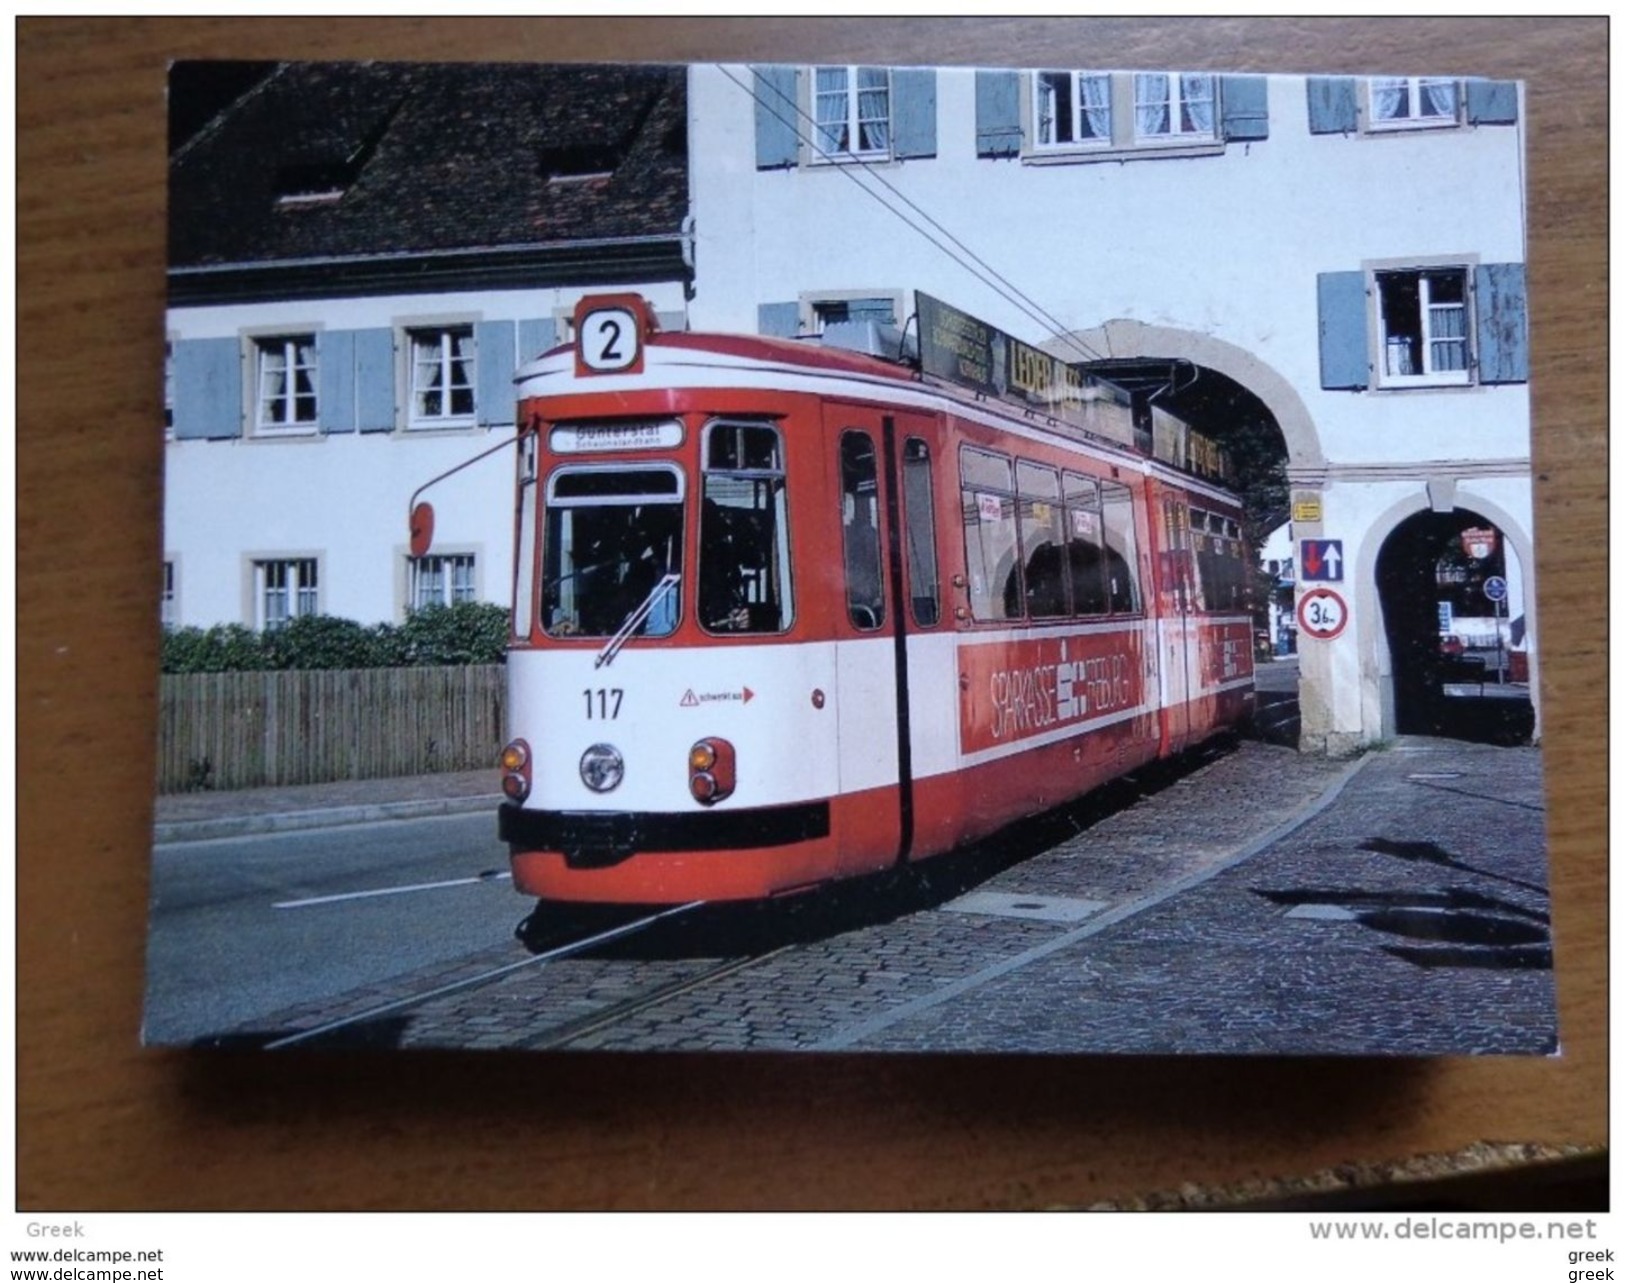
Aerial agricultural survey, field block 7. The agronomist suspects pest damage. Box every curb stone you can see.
[153,794,503,845]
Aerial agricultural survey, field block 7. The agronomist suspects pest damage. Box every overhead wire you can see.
[719,64,1108,366]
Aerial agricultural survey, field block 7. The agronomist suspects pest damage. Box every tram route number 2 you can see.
[1297,588,1349,641]
[583,688,624,719]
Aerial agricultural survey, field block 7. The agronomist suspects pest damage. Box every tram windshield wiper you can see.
[595,573,680,669]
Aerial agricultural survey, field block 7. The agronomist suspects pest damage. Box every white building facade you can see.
[684,65,1533,752]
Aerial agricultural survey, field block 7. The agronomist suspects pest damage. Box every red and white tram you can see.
[488,293,1254,904]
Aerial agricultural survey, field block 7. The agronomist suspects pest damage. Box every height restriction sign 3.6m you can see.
[1297,587,1349,640]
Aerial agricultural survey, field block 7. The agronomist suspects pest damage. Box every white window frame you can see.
[1365,76,1461,131]
[808,65,891,162]
[1132,72,1217,142]
[407,326,476,429]
[406,551,479,612]
[252,556,321,630]
[252,334,320,435]
[161,557,177,630]
[800,289,906,336]
[163,338,175,441]
[1022,72,1226,162]
[1370,264,1474,389]
[1032,71,1113,151]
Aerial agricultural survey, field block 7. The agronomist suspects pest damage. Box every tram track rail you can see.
[262,900,708,1050]
[519,944,798,1050]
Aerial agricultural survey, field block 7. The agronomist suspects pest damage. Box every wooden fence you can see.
[157,666,506,793]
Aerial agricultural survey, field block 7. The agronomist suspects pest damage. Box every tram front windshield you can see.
[542,468,683,638]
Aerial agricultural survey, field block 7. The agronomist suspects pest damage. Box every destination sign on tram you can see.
[550,420,685,454]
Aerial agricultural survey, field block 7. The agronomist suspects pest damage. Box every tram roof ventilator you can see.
[814,318,919,366]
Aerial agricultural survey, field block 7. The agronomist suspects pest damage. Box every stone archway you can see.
[1053,318,1326,470]
[1051,319,1332,745]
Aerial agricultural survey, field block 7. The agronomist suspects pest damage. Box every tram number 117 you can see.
[583,688,624,720]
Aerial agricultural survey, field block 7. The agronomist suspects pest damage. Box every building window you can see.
[1035,71,1112,148]
[1368,77,1459,130]
[163,342,174,438]
[1019,71,1233,161]
[409,328,475,428]
[810,296,897,333]
[1376,267,1471,386]
[409,553,477,611]
[161,560,176,629]
[256,558,318,630]
[1134,73,1216,140]
[254,335,319,433]
[812,66,890,159]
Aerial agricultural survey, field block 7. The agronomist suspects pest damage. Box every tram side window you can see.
[1017,461,1069,618]
[840,431,886,631]
[902,438,940,626]
[1190,507,1243,613]
[700,420,794,633]
[1101,481,1142,613]
[1062,471,1108,616]
[960,447,1022,622]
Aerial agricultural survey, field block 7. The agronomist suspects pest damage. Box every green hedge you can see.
[161,602,510,673]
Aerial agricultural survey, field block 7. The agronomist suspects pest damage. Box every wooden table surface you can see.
[16,18,1606,1210]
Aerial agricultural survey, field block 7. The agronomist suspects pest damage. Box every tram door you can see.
[824,403,916,872]
[1158,496,1195,753]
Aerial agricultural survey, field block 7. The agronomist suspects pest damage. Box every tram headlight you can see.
[687,738,735,806]
[579,743,625,793]
[500,738,532,803]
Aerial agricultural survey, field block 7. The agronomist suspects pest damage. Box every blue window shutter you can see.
[758,302,800,338]
[891,68,937,159]
[1475,263,1529,384]
[476,320,517,428]
[975,70,1022,157]
[317,330,356,433]
[753,65,800,169]
[1317,271,1370,390]
[353,328,395,433]
[518,318,558,361]
[1306,77,1358,134]
[173,338,242,440]
[1465,79,1518,126]
[1220,75,1269,141]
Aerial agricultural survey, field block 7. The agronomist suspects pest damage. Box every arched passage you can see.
[1052,319,1325,747]
[1055,318,1326,470]
[1361,495,1537,746]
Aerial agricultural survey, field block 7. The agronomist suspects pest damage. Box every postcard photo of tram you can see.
[147,61,1554,1055]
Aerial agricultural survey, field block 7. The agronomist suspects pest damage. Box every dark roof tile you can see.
[170,62,689,269]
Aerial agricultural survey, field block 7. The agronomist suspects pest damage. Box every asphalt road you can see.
[143,811,524,1045]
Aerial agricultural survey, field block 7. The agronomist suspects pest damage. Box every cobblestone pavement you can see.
[234,737,1556,1056]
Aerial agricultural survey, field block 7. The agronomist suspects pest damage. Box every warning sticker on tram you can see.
[1296,588,1348,641]
[680,687,755,707]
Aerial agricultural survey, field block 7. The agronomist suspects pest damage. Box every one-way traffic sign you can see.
[1300,539,1344,582]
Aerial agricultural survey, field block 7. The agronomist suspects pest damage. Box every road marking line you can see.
[814,752,1374,1050]
[273,872,510,909]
